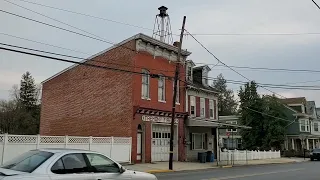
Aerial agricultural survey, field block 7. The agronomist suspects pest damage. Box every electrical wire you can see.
[3,0,108,41]
[0,9,138,53]
[184,29,287,98]
[196,63,320,74]
[0,32,90,55]
[11,0,154,31]
[0,45,174,79]
[312,0,320,9]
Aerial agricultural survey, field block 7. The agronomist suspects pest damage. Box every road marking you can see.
[205,168,304,180]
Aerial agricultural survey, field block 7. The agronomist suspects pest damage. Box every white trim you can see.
[158,100,166,103]
[200,98,205,117]
[192,133,205,150]
[190,96,196,117]
[158,75,165,102]
[209,99,214,119]
[300,119,310,132]
[141,69,150,99]
[226,121,238,132]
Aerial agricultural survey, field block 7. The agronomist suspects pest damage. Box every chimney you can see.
[173,41,180,47]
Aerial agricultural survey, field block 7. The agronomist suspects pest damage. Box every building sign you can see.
[142,115,179,124]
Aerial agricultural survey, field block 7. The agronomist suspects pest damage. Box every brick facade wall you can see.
[40,41,136,137]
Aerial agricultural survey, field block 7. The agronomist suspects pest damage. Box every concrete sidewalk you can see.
[124,158,308,173]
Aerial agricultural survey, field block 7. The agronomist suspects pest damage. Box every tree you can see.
[239,81,288,150]
[212,74,237,116]
[19,72,37,110]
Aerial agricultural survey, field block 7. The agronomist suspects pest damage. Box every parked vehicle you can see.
[310,148,320,161]
[0,148,157,180]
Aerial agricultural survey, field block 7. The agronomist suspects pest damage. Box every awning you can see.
[186,118,251,129]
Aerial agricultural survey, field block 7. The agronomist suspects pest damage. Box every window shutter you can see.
[214,100,217,119]
[196,97,200,117]
[205,133,208,150]
[205,99,210,118]
[190,133,193,150]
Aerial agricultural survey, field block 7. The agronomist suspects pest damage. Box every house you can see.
[218,115,242,150]
[183,62,249,161]
[40,33,192,163]
[281,97,318,152]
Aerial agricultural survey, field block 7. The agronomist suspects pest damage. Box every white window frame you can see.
[158,75,165,102]
[200,98,205,117]
[209,100,214,119]
[190,96,196,117]
[226,121,237,132]
[192,133,205,150]
[173,80,180,104]
[300,119,309,132]
[141,69,150,99]
[314,122,319,132]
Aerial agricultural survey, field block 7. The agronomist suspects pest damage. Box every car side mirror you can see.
[119,166,126,173]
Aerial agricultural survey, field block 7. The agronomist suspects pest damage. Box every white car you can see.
[0,148,157,180]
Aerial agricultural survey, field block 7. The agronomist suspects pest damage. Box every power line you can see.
[0,32,90,55]
[0,46,176,80]
[187,32,320,36]
[184,29,287,98]
[312,0,320,9]
[11,0,154,31]
[0,42,177,74]
[196,63,320,73]
[3,0,107,40]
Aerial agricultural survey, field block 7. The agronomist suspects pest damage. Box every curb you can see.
[146,169,175,174]
[221,165,233,168]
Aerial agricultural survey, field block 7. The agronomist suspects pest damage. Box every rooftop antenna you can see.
[152,6,173,44]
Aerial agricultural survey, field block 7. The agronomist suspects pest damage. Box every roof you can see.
[189,81,218,93]
[42,33,192,84]
[280,97,306,105]
[193,65,211,71]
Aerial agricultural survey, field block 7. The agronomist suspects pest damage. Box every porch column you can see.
[306,139,309,150]
[292,138,295,150]
[313,139,315,149]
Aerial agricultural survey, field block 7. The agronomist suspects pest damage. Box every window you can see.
[187,66,192,81]
[223,138,241,149]
[158,75,165,101]
[85,153,120,173]
[1,150,53,173]
[315,122,319,132]
[190,96,196,116]
[142,69,150,99]
[209,100,214,119]
[51,153,88,174]
[173,80,179,103]
[300,119,310,132]
[200,98,205,117]
[226,121,237,132]
[192,133,205,150]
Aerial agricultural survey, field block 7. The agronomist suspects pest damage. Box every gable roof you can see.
[42,33,192,84]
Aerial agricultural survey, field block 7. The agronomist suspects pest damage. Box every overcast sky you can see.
[1,0,320,104]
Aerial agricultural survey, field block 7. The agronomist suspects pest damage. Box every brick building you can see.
[40,33,191,163]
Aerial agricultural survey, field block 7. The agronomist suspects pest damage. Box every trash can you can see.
[206,151,215,162]
[199,152,207,163]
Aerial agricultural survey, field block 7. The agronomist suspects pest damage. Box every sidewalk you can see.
[124,158,308,173]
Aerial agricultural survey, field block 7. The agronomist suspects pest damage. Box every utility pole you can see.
[169,16,186,170]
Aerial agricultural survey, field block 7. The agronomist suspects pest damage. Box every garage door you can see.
[151,124,176,162]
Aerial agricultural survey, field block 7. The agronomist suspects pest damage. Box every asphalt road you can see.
[155,161,318,180]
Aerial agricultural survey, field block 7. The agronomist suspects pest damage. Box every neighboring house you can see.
[281,97,318,151]
[218,115,242,150]
[183,62,249,161]
[40,33,192,163]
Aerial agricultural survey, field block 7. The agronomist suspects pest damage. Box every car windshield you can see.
[312,149,320,152]
[0,150,53,173]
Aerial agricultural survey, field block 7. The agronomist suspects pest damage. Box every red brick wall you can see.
[40,41,136,137]
[132,52,186,113]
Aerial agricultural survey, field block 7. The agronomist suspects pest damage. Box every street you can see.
[155,161,317,180]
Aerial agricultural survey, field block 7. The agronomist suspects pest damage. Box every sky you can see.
[1,0,320,104]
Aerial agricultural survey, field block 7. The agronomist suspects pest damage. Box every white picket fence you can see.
[220,149,281,162]
[0,134,132,164]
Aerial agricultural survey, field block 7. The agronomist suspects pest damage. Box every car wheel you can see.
[311,158,314,161]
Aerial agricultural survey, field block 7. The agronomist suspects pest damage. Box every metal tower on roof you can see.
[152,6,173,44]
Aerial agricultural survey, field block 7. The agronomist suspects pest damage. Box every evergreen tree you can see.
[213,74,237,116]
[19,72,37,110]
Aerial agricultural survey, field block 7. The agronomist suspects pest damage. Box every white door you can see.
[137,133,142,160]
[152,124,175,162]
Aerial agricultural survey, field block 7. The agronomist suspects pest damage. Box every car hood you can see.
[0,168,27,176]
[125,169,157,179]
